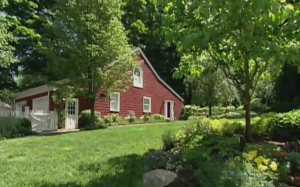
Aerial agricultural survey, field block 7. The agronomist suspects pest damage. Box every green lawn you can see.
[0,121,189,187]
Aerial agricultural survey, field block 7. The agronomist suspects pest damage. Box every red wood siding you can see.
[92,54,183,119]
[15,92,49,110]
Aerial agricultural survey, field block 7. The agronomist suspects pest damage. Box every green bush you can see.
[267,110,300,141]
[151,113,165,121]
[140,112,150,122]
[251,99,270,113]
[79,110,107,129]
[95,118,107,129]
[162,130,176,150]
[251,115,271,138]
[180,105,203,119]
[79,110,101,127]
[125,110,136,123]
[0,116,32,139]
[104,113,119,126]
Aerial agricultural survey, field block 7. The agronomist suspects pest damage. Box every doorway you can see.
[164,100,174,120]
[65,99,79,129]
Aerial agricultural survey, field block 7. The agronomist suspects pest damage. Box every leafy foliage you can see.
[79,109,106,129]
[157,0,300,141]
[268,110,300,141]
[39,0,137,126]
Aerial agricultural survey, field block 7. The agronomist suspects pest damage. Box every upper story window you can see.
[133,66,143,88]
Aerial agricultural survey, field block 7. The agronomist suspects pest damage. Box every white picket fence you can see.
[0,108,58,132]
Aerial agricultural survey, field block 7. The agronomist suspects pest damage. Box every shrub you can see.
[140,112,150,122]
[104,114,119,126]
[162,130,176,150]
[267,110,300,141]
[125,110,136,123]
[251,98,270,113]
[188,115,204,121]
[180,105,203,119]
[212,112,242,119]
[79,110,101,127]
[251,115,270,138]
[79,110,107,129]
[151,113,165,121]
[0,117,32,139]
[95,118,107,129]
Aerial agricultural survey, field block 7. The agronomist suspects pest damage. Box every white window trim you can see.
[143,96,151,113]
[133,66,143,88]
[110,92,120,112]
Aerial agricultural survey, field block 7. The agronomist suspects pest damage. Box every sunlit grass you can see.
[0,121,189,187]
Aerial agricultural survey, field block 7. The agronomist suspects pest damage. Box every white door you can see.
[164,101,175,120]
[32,96,49,112]
[65,99,79,130]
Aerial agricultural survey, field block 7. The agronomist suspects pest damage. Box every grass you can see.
[0,121,189,187]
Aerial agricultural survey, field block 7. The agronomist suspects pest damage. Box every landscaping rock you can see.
[143,169,178,187]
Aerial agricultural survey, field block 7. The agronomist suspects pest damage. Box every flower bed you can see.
[143,119,300,187]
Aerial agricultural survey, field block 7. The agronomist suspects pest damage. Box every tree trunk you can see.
[244,56,253,143]
[244,77,253,143]
[208,105,212,116]
[89,98,95,127]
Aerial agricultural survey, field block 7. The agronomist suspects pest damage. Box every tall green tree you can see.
[41,0,137,125]
[183,63,238,116]
[0,1,18,102]
[3,0,57,90]
[158,0,300,141]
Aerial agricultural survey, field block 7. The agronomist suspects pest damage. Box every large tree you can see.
[0,1,19,102]
[41,0,137,125]
[3,0,58,90]
[158,0,300,141]
[181,59,238,115]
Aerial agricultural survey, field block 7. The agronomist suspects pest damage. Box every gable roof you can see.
[12,48,184,102]
[132,47,184,102]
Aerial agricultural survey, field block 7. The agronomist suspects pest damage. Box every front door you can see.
[65,99,79,129]
[164,101,174,120]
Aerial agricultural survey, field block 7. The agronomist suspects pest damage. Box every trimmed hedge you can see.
[0,116,32,139]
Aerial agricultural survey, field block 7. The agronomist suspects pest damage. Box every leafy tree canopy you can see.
[155,0,300,141]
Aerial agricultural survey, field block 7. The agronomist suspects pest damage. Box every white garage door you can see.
[32,96,49,112]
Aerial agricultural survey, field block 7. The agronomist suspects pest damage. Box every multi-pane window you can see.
[67,101,76,115]
[110,93,120,112]
[143,97,151,113]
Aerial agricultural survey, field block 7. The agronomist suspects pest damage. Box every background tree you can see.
[182,59,238,116]
[0,1,18,102]
[40,0,137,126]
[121,0,187,102]
[159,0,300,141]
[3,0,57,90]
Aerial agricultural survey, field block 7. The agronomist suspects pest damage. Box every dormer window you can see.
[133,66,143,88]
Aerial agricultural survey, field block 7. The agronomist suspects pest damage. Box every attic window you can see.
[133,66,143,88]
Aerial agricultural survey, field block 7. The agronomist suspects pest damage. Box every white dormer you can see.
[133,66,143,88]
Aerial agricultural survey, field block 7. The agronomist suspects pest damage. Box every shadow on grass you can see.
[34,154,146,187]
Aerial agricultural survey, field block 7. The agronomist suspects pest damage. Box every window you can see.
[133,66,143,88]
[67,101,76,115]
[110,92,120,112]
[143,97,151,113]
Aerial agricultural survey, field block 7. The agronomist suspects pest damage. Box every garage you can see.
[32,96,49,111]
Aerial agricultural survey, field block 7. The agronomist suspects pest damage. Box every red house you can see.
[11,48,184,130]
